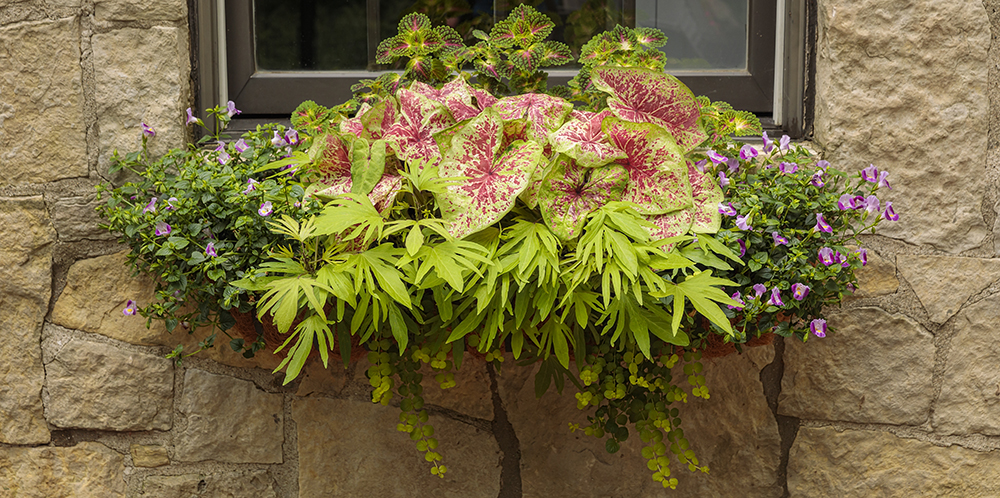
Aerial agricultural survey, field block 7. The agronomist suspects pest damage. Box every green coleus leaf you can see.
[491,92,573,144]
[633,27,667,48]
[538,155,628,240]
[291,100,333,136]
[383,88,456,169]
[489,4,554,49]
[602,117,692,215]
[591,66,707,152]
[549,110,626,168]
[436,108,544,239]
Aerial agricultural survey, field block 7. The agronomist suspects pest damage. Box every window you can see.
[193,0,809,135]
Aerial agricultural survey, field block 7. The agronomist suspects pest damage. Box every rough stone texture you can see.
[0,196,54,444]
[853,250,897,298]
[93,26,190,169]
[50,192,118,242]
[934,293,1000,435]
[139,471,278,498]
[42,329,174,430]
[788,427,1000,497]
[0,442,126,497]
[131,444,169,468]
[95,0,187,21]
[0,17,88,186]
[292,396,501,497]
[779,307,934,425]
[420,355,494,420]
[814,0,989,253]
[896,255,1000,324]
[174,369,284,463]
[295,358,350,397]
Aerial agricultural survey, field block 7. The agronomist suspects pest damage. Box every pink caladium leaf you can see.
[686,162,723,233]
[491,93,573,144]
[591,66,707,152]
[436,109,544,239]
[383,88,456,169]
[604,117,692,215]
[517,147,555,210]
[538,155,628,240]
[549,109,626,168]
[646,209,694,252]
[410,79,482,122]
[340,99,397,140]
[311,134,402,214]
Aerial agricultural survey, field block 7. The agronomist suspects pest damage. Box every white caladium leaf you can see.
[686,162,723,233]
[339,102,373,138]
[518,153,556,210]
[538,155,628,240]
[311,133,402,214]
[410,78,485,122]
[340,99,398,140]
[491,93,573,143]
[646,209,694,252]
[591,66,707,152]
[383,88,456,168]
[603,117,692,215]
[436,109,544,239]
[549,109,626,168]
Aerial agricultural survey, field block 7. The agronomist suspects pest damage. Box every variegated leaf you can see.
[491,93,573,143]
[549,109,626,168]
[646,209,694,252]
[436,109,544,239]
[591,66,707,152]
[311,134,402,214]
[538,155,628,240]
[687,162,723,234]
[383,88,456,169]
[518,153,556,209]
[340,100,396,140]
[410,78,482,122]
[603,117,692,215]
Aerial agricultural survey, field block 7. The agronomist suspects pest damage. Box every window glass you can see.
[635,0,748,70]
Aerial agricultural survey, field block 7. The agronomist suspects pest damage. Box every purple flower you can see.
[718,171,730,187]
[856,248,868,266]
[791,283,810,301]
[166,197,178,211]
[694,159,707,172]
[739,144,758,160]
[768,287,784,306]
[882,201,899,221]
[811,171,825,187]
[753,284,767,299]
[818,247,837,266]
[814,213,832,233]
[779,135,791,150]
[155,221,171,236]
[234,138,249,153]
[143,197,157,214]
[772,231,789,246]
[123,299,137,316]
[728,291,745,310]
[864,195,880,215]
[285,129,300,145]
[719,202,737,216]
[837,251,850,268]
[877,170,891,189]
[271,130,288,147]
[205,242,217,257]
[738,239,747,258]
[185,108,201,126]
[810,318,827,338]
[838,194,863,210]
[727,157,740,173]
[218,150,231,165]
[735,214,753,231]
[141,122,155,138]
[861,164,878,183]
[226,100,241,118]
[846,283,856,293]
[706,149,728,164]
[815,160,830,171]
[258,201,273,217]
[243,178,259,194]
[778,162,798,174]
[762,132,773,153]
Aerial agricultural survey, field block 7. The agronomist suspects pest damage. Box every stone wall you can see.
[2,0,999,496]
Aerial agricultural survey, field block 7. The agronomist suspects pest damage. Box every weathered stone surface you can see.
[788,427,1000,497]
[139,471,278,498]
[50,192,118,242]
[853,250,897,298]
[934,293,1000,435]
[292,397,500,497]
[814,0,989,252]
[420,354,493,420]
[0,441,125,497]
[42,329,174,430]
[499,352,782,498]
[93,26,189,170]
[0,196,53,444]
[0,18,87,185]
[95,0,186,21]
[175,369,284,463]
[779,307,934,425]
[896,255,1000,324]
[295,358,350,397]
[130,444,169,468]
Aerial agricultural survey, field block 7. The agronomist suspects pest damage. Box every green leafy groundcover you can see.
[99,6,896,488]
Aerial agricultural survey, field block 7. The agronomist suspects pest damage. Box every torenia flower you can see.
[762,132,774,153]
[738,239,747,258]
[772,231,789,246]
[155,221,171,236]
[861,164,878,183]
[739,144,758,160]
[166,197,178,211]
[285,129,300,145]
[706,149,728,164]
[243,178,259,194]
[753,283,767,299]
[226,100,241,118]
[205,242,217,257]
[735,214,753,231]
[815,160,830,171]
[728,291,745,310]
[779,134,791,150]
[791,283,810,301]
[123,299,137,316]
[856,248,868,266]
[778,162,798,174]
[143,197,157,214]
[234,138,249,153]
[185,108,202,126]
[719,202,737,216]
[883,201,899,221]
[810,318,827,338]
[877,170,891,189]
[818,247,837,266]
[693,159,707,172]
[218,151,231,165]
[811,171,825,187]
[837,250,850,268]
[271,130,288,147]
[814,213,832,233]
[768,287,784,306]
[864,195,880,215]
[141,122,155,138]
[718,171,730,187]
[727,157,740,173]
[258,201,273,216]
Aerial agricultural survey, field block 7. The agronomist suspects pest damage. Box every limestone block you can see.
[896,255,1000,324]
[934,293,1000,435]
[0,442,125,498]
[42,329,174,430]
[50,192,117,242]
[130,444,169,468]
[93,26,189,170]
[95,0,186,21]
[813,0,990,252]
[295,359,350,397]
[139,471,277,498]
[788,427,1000,497]
[420,354,494,420]
[499,351,782,498]
[852,250,897,298]
[0,196,54,444]
[174,369,284,463]
[0,18,87,186]
[778,307,934,425]
[292,397,501,497]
